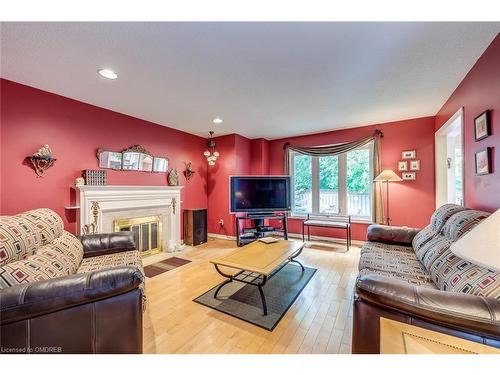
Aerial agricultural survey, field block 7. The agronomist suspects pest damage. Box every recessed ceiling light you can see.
[213,117,223,124]
[98,69,118,80]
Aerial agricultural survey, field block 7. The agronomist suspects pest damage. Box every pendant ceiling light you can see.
[204,131,219,166]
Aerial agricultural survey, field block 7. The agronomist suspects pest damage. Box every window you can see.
[290,143,373,220]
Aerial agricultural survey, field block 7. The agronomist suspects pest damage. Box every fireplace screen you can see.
[113,215,162,256]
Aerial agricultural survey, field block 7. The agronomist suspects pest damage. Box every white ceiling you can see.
[1,22,499,139]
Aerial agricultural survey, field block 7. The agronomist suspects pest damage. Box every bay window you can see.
[289,143,373,220]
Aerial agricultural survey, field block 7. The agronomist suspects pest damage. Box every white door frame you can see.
[435,107,465,208]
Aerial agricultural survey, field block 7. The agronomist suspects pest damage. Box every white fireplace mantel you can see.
[76,185,183,252]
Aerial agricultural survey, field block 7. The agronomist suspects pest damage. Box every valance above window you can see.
[284,129,384,224]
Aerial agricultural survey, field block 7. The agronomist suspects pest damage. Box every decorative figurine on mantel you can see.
[27,144,56,177]
[82,201,100,234]
[168,168,179,186]
[74,177,85,187]
[183,161,195,181]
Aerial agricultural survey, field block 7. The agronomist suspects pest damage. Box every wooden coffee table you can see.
[210,240,305,315]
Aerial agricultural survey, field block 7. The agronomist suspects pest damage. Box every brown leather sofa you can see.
[352,204,500,353]
[0,209,144,354]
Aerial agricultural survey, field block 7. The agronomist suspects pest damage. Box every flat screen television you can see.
[230,176,291,213]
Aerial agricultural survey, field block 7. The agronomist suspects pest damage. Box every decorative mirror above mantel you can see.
[97,145,169,173]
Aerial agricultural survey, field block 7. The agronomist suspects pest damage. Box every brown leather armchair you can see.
[353,225,500,353]
[0,232,144,354]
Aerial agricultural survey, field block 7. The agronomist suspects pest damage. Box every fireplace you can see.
[76,185,183,252]
[114,215,162,256]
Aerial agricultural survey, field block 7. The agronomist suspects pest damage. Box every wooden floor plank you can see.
[143,238,360,354]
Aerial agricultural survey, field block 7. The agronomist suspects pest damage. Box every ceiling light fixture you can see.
[213,117,223,124]
[204,131,219,166]
[98,68,118,80]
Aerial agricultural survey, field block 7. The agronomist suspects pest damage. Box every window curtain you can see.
[284,129,384,224]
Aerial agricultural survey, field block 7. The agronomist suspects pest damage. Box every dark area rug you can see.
[193,263,317,330]
[144,256,191,278]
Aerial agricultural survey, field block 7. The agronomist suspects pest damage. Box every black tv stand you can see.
[235,212,288,247]
[245,212,273,228]
[246,212,274,217]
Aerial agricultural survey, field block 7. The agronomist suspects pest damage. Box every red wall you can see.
[268,117,437,241]
[206,134,236,236]
[206,133,252,236]
[435,34,500,212]
[0,79,208,234]
[250,138,270,175]
[235,134,251,176]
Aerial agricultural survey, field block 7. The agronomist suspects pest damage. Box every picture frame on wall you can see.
[474,110,491,141]
[410,160,420,171]
[398,161,407,171]
[475,148,492,175]
[402,150,416,159]
[402,172,416,180]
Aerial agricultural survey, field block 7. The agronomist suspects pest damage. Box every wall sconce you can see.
[26,144,56,177]
[203,131,219,166]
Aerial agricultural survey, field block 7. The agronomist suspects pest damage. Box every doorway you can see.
[435,108,464,208]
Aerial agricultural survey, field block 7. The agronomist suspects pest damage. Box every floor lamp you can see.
[374,169,402,226]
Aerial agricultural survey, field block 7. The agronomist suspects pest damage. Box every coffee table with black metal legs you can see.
[210,240,305,316]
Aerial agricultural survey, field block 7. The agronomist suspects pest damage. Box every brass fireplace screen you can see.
[113,215,162,256]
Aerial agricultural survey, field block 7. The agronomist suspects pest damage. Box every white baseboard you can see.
[208,232,364,246]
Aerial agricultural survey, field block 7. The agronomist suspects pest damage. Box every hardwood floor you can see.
[143,238,360,354]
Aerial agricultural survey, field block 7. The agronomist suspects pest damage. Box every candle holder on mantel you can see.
[26,144,56,177]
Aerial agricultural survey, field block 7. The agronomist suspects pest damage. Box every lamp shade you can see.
[450,209,500,271]
[374,169,402,182]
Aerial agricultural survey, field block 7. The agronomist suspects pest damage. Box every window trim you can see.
[289,142,374,221]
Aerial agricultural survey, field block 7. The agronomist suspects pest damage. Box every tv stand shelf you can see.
[235,212,288,247]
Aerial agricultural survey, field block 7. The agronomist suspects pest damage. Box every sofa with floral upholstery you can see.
[352,204,500,353]
[0,208,145,354]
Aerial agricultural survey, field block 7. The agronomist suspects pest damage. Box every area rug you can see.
[193,264,317,331]
[144,257,191,278]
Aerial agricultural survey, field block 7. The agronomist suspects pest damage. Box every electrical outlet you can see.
[218,219,224,227]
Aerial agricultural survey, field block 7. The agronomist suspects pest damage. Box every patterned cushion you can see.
[412,204,466,257]
[419,236,454,271]
[440,210,490,242]
[425,209,500,298]
[0,208,64,267]
[431,250,500,298]
[358,268,438,289]
[0,253,72,288]
[0,230,83,289]
[36,231,83,275]
[18,209,64,245]
[419,210,490,273]
[78,251,146,309]
[0,215,41,266]
[359,241,432,285]
[360,241,414,256]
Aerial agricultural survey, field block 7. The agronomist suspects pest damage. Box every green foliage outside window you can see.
[346,149,370,194]
[293,149,370,194]
[319,156,338,190]
[293,154,312,195]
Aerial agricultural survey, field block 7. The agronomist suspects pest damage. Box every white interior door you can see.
[435,108,464,208]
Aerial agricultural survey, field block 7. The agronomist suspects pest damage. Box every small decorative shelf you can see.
[27,156,56,177]
[64,206,80,210]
